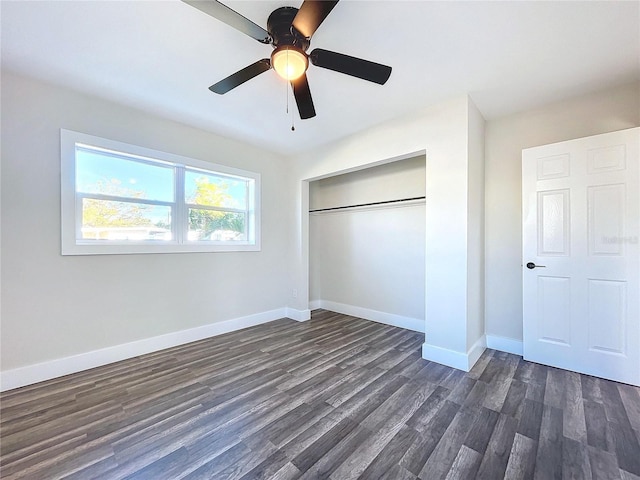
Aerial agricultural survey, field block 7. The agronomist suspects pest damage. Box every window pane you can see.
[185,170,247,209]
[76,148,174,202]
[188,209,246,241]
[81,198,172,240]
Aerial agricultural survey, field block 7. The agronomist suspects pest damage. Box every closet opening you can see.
[308,154,426,332]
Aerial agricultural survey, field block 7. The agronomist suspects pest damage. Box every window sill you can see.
[61,242,261,256]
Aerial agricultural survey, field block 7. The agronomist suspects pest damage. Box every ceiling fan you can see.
[182,0,392,120]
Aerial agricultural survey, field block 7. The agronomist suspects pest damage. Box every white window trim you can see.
[61,129,261,255]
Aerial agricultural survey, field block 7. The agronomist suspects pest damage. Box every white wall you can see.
[309,157,426,330]
[4,70,637,386]
[289,96,487,370]
[484,81,640,343]
[466,100,486,350]
[309,155,426,210]
[0,72,291,374]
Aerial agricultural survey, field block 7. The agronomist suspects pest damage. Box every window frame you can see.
[61,129,261,255]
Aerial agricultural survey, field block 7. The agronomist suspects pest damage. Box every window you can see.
[61,129,260,255]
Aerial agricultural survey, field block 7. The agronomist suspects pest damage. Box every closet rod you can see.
[309,196,425,213]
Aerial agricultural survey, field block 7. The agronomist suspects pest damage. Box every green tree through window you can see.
[187,176,246,240]
[82,179,154,228]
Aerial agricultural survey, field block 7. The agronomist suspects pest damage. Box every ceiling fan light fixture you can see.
[271,46,308,80]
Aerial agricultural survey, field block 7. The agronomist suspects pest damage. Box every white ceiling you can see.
[2,1,639,156]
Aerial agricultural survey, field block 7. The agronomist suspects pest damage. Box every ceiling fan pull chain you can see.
[291,82,296,131]
[286,72,289,114]
[286,48,289,114]
[287,48,296,130]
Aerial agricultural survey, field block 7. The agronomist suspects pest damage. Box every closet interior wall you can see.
[309,155,426,329]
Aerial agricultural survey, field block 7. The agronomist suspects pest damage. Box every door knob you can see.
[526,262,546,269]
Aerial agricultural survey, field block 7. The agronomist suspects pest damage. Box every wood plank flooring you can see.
[1,310,639,479]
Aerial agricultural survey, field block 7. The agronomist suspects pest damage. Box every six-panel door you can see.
[522,127,639,386]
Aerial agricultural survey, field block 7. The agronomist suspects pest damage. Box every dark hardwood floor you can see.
[1,310,639,479]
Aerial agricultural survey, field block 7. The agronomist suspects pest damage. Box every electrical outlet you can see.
[292,289,298,298]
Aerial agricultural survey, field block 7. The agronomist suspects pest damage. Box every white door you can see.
[522,127,640,386]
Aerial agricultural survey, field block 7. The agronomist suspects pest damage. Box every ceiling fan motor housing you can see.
[267,7,310,51]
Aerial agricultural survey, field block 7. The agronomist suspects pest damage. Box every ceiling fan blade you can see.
[292,0,339,39]
[310,48,392,85]
[209,59,271,94]
[291,73,316,119]
[182,0,271,44]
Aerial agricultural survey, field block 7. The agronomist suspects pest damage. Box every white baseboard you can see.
[486,334,524,356]
[0,308,288,392]
[422,335,487,372]
[1,305,524,392]
[309,300,322,311]
[467,336,487,369]
[286,307,311,322]
[314,300,424,333]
